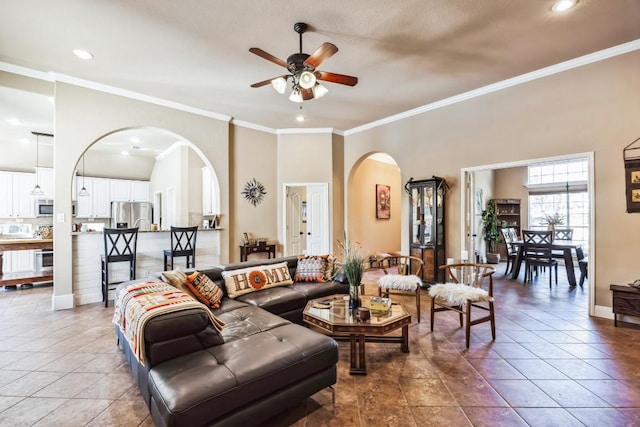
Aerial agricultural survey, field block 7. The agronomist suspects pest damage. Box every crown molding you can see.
[230,119,277,134]
[277,128,339,135]
[52,72,232,122]
[3,38,639,136]
[344,38,640,136]
[0,62,54,81]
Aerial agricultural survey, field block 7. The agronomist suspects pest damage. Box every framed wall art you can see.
[624,137,640,213]
[376,184,391,219]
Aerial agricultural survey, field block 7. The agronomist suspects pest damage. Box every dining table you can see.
[510,240,582,287]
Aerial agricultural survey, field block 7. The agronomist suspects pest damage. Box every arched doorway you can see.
[346,152,401,256]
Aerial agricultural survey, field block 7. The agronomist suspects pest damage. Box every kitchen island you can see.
[0,238,54,287]
[72,228,222,305]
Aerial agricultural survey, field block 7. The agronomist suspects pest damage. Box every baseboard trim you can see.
[595,304,640,325]
[52,293,74,310]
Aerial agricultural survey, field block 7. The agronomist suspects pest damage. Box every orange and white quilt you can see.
[112,281,223,365]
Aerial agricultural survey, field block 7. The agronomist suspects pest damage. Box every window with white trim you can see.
[527,159,589,252]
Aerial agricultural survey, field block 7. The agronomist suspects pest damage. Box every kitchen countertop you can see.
[71,228,223,235]
[0,239,54,250]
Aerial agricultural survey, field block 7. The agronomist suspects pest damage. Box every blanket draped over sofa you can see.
[113,281,223,365]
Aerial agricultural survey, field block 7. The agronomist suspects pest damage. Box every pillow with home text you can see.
[222,262,293,298]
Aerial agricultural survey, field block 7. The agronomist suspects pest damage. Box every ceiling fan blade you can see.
[315,71,358,87]
[249,47,288,68]
[304,43,338,69]
[301,88,314,101]
[250,75,288,88]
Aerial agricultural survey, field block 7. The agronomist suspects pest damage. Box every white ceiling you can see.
[1,0,639,157]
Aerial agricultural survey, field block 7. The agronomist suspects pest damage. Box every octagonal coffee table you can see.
[303,294,411,375]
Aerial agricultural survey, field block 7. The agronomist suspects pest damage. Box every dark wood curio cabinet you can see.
[407,177,447,284]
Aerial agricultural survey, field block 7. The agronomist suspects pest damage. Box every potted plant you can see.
[338,232,366,310]
[481,200,501,264]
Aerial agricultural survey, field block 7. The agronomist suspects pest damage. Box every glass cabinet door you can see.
[422,186,433,244]
[411,187,421,245]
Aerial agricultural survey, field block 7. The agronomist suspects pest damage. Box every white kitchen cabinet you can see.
[130,180,150,202]
[35,167,54,199]
[76,177,111,218]
[201,167,219,216]
[109,179,131,202]
[0,172,12,218]
[0,171,36,219]
[1,251,35,274]
[110,179,149,202]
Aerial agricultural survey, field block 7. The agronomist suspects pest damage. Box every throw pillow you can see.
[295,255,329,282]
[162,268,198,300]
[186,271,224,309]
[324,255,336,281]
[222,261,293,298]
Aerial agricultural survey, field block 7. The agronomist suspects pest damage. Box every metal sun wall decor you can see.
[242,178,267,206]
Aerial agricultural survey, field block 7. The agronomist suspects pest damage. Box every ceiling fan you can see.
[249,22,358,102]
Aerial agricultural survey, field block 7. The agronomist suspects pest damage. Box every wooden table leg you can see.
[511,246,524,279]
[349,334,367,375]
[564,248,577,287]
[401,325,409,353]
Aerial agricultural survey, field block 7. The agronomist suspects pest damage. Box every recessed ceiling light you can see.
[6,118,21,126]
[551,0,578,13]
[121,151,129,156]
[73,49,94,60]
[296,114,305,122]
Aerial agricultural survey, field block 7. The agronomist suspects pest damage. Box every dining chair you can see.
[377,255,423,322]
[522,230,558,288]
[101,227,139,307]
[552,228,573,259]
[429,263,496,348]
[499,227,518,276]
[163,226,198,271]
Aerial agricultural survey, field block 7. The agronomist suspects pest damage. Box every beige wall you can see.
[331,134,345,254]
[53,82,230,308]
[348,157,401,256]
[277,132,335,253]
[230,125,278,262]
[345,50,640,309]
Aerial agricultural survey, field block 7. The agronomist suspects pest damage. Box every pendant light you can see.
[78,154,90,197]
[30,131,52,195]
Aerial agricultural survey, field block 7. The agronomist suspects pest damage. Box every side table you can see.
[240,244,276,262]
[610,284,640,327]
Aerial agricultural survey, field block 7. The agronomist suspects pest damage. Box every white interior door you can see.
[286,187,305,255]
[306,184,329,255]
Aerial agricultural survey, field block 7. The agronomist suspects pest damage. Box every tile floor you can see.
[1,266,640,426]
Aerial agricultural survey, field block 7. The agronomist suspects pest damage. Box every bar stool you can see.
[163,226,198,271]
[101,227,139,308]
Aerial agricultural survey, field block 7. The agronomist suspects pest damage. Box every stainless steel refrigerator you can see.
[111,202,153,231]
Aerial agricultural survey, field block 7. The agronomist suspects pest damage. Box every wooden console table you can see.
[610,284,640,326]
[0,239,53,287]
[240,244,276,262]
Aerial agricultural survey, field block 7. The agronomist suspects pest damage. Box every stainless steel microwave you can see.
[35,199,76,217]
[35,199,54,217]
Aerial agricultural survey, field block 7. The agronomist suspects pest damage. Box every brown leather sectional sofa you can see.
[115,256,349,427]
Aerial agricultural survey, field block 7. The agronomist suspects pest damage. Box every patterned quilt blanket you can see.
[112,281,224,366]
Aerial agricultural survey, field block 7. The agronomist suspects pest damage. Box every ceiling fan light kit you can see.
[250,22,358,103]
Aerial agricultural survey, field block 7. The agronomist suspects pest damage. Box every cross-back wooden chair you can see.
[377,255,424,322]
[101,227,139,307]
[163,226,198,271]
[522,230,558,287]
[552,228,573,259]
[499,227,518,276]
[429,263,496,348]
